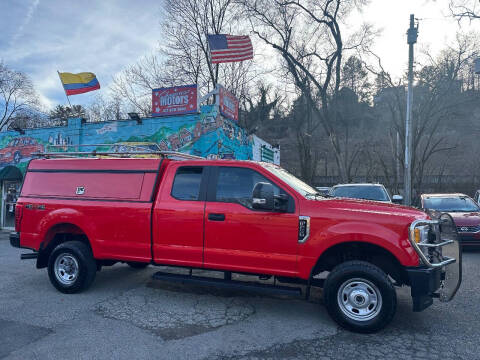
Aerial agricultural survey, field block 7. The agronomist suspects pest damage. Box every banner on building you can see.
[152,85,198,117]
[252,135,280,164]
[261,145,274,162]
[218,85,239,121]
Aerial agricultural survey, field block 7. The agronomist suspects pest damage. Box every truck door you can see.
[203,166,298,276]
[152,164,208,267]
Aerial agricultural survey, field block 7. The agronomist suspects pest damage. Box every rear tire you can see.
[323,260,397,333]
[47,241,97,294]
[127,261,149,269]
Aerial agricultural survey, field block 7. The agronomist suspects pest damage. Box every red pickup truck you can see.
[10,154,461,333]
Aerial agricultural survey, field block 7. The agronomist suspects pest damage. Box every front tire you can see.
[47,241,97,294]
[323,261,397,333]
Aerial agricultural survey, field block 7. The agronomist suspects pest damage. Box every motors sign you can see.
[152,85,197,117]
[219,86,238,121]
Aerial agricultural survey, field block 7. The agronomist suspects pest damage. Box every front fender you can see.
[297,220,419,279]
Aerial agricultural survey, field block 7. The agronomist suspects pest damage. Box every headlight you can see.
[414,225,431,258]
[414,224,444,263]
[409,218,456,268]
[5,152,11,157]
[414,225,429,244]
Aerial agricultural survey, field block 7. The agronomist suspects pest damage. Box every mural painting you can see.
[0,105,264,177]
[0,104,277,229]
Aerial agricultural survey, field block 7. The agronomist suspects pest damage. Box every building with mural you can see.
[0,104,280,229]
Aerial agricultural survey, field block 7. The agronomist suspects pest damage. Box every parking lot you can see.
[1,232,479,360]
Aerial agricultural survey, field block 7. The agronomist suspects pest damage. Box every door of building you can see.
[2,180,21,229]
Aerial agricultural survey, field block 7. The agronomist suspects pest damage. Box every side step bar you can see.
[21,253,38,260]
[152,271,303,297]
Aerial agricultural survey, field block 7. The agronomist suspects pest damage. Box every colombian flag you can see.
[58,72,100,95]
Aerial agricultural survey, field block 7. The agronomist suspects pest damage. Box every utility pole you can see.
[396,131,400,191]
[404,14,418,206]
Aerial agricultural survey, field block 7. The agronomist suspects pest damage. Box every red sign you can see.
[219,86,239,121]
[152,85,197,116]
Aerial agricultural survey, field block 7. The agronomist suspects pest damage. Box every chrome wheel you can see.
[337,278,383,322]
[54,254,79,285]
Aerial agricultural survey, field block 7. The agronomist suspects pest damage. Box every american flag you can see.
[207,34,253,64]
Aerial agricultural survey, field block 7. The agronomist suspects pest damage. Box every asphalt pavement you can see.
[1,231,479,360]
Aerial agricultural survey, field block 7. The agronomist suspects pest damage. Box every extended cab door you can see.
[203,165,299,277]
[152,164,208,267]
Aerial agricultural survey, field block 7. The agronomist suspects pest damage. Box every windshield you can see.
[330,185,390,202]
[261,163,319,197]
[423,197,479,212]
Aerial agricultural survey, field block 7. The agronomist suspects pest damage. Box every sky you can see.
[360,0,480,75]
[0,0,163,109]
[1,0,479,111]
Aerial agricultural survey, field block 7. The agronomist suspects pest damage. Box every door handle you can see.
[208,213,225,221]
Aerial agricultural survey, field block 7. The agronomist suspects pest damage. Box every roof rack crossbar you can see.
[31,151,204,160]
[47,144,120,148]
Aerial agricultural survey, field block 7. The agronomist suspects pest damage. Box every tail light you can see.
[15,204,23,232]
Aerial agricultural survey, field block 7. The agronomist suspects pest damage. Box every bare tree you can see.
[111,0,258,115]
[163,0,234,90]
[110,55,163,116]
[288,93,321,182]
[49,105,87,123]
[450,0,480,21]
[239,83,280,133]
[0,61,39,131]
[341,55,372,103]
[370,34,478,201]
[87,94,125,122]
[240,0,374,182]
[8,108,48,130]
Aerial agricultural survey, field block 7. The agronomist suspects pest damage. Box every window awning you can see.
[0,166,23,181]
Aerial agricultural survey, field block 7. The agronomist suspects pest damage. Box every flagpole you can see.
[57,70,72,107]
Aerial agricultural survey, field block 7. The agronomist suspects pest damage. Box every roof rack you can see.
[32,149,204,160]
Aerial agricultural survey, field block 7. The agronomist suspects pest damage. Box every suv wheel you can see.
[323,261,397,333]
[47,241,97,294]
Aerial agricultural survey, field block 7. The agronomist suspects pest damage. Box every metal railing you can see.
[31,144,204,160]
[409,218,457,268]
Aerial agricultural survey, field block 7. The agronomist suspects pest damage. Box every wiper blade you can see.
[306,192,325,199]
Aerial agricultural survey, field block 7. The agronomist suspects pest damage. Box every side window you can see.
[215,167,282,210]
[171,166,203,201]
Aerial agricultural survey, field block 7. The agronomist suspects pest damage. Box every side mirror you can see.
[392,195,403,204]
[252,182,275,211]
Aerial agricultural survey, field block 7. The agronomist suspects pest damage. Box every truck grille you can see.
[456,225,480,233]
[458,235,480,243]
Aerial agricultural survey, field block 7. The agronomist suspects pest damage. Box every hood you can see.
[307,197,428,223]
[447,211,480,226]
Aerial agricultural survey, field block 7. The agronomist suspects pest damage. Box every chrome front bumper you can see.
[409,213,462,302]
